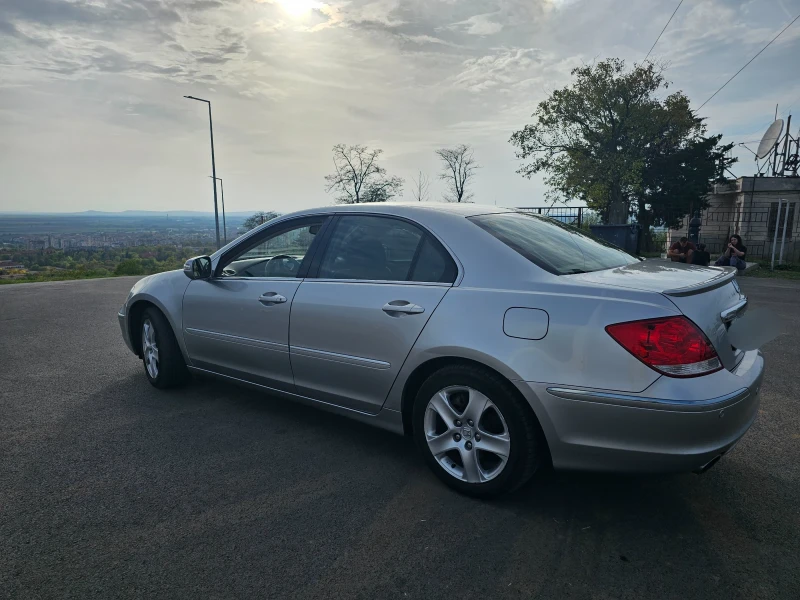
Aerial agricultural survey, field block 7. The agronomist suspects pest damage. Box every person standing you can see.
[667,236,696,263]
[715,234,747,270]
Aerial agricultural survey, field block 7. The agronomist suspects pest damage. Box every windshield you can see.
[470,212,639,275]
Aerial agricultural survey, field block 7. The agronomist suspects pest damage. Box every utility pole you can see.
[209,176,227,245]
[184,95,221,249]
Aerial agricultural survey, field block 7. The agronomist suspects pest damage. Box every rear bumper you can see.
[519,350,764,473]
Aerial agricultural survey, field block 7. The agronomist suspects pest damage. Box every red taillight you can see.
[605,316,722,378]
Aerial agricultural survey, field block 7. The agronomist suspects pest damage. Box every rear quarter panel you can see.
[384,281,682,415]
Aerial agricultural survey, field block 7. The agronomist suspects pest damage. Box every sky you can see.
[1,0,799,215]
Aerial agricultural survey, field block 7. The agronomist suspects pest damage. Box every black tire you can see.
[140,307,189,389]
[412,364,542,498]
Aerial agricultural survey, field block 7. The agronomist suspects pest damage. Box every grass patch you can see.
[0,270,123,285]
[741,262,800,280]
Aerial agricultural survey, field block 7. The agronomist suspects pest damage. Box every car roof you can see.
[275,202,513,221]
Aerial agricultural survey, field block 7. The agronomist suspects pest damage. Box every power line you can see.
[644,0,685,62]
[698,12,800,110]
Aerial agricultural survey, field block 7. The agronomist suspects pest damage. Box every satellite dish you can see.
[757,119,784,159]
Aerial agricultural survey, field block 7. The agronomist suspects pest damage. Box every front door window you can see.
[219,220,323,278]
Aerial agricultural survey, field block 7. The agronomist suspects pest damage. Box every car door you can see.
[182,215,330,392]
[289,214,458,413]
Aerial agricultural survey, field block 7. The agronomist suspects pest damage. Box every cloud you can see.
[191,27,249,65]
[347,0,405,27]
[256,18,288,32]
[544,0,581,9]
[399,34,460,47]
[1,0,799,214]
[0,20,18,36]
[189,0,226,9]
[0,24,247,85]
[2,0,182,29]
[254,1,345,33]
[452,47,547,92]
[0,1,260,93]
[449,13,503,35]
[647,0,800,66]
[303,4,346,32]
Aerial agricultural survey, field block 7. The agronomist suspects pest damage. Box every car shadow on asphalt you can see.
[118,371,695,507]
[112,369,800,524]
[113,371,420,467]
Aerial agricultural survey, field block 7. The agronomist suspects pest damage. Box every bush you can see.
[115,259,144,276]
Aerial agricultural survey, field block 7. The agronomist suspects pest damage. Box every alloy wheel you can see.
[142,318,159,379]
[424,386,511,483]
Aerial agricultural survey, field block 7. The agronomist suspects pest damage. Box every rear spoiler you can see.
[663,267,737,298]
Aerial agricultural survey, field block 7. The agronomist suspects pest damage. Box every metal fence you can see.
[515,203,795,262]
[516,206,584,228]
[668,204,798,261]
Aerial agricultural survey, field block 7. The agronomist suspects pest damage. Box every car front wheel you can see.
[413,364,543,497]
[140,307,189,389]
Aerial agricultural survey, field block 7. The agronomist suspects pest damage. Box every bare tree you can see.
[324,144,403,204]
[435,144,479,203]
[240,211,280,233]
[410,171,430,202]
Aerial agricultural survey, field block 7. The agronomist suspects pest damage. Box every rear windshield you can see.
[469,212,639,275]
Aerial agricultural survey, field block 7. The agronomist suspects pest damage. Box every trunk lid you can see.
[569,261,747,371]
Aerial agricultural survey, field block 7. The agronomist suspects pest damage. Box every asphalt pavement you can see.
[1,276,798,600]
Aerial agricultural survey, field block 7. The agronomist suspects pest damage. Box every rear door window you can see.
[409,236,457,283]
[470,212,638,275]
[316,215,456,283]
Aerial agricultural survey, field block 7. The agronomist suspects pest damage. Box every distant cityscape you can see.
[0,211,255,283]
[7,230,219,251]
[0,211,253,251]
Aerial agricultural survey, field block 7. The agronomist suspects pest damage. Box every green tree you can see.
[509,59,735,225]
[324,144,403,204]
[241,211,280,233]
[115,258,144,276]
[140,258,157,273]
[579,209,602,231]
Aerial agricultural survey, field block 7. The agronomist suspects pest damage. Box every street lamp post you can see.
[183,95,221,249]
[209,176,227,245]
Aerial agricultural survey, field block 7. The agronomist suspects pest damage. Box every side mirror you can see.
[183,256,212,280]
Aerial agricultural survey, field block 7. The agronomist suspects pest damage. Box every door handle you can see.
[259,292,287,306]
[382,301,425,315]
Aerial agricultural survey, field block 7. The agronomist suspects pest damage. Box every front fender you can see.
[123,270,192,363]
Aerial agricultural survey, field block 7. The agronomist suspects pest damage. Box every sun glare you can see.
[275,0,319,18]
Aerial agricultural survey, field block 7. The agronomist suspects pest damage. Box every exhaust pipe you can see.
[693,455,722,475]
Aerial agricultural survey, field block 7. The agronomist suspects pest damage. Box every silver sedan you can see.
[118,204,764,496]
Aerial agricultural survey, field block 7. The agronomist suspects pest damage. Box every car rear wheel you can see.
[413,364,542,497]
[140,307,189,389]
